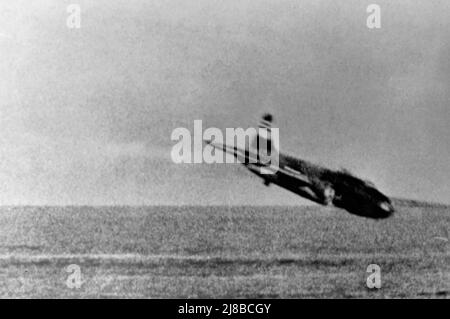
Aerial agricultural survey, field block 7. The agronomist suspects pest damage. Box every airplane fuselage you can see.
[205,113,395,219]
[247,152,394,219]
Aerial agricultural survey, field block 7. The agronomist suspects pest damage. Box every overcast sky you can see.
[0,0,449,205]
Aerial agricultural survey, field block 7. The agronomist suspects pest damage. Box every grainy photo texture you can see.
[0,0,449,299]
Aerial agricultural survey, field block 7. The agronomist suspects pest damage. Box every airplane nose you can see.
[379,201,395,215]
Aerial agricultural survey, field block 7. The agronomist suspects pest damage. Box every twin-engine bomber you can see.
[205,114,395,219]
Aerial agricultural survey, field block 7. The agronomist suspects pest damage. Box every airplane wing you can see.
[276,165,311,185]
[205,139,312,185]
[204,139,258,163]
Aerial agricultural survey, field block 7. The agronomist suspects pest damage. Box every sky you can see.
[0,0,449,205]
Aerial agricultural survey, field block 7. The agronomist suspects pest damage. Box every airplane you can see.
[204,114,395,219]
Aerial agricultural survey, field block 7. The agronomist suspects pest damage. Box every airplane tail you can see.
[251,113,278,163]
[259,113,273,131]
